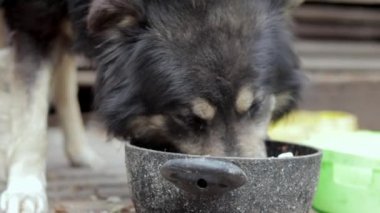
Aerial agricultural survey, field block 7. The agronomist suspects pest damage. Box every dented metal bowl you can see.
[125,140,322,213]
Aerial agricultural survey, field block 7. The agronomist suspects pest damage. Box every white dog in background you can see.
[0,10,102,213]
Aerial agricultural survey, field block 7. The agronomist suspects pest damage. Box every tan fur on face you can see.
[236,95,276,157]
[274,92,292,112]
[236,86,254,114]
[178,138,226,156]
[117,16,137,28]
[129,115,167,138]
[236,121,268,158]
[191,98,216,121]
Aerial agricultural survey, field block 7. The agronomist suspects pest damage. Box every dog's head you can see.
[88,0,304,157]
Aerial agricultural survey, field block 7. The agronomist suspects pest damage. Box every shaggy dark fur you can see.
[85,0,303,153]
[2,0,303,155]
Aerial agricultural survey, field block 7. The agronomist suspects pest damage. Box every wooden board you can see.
[294,40,380,73]
[307,0,380,4]
[295,5,380,24]
[295,24,380,40]
[294,3,380,39]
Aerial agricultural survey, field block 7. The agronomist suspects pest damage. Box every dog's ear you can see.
[87,0,143,34]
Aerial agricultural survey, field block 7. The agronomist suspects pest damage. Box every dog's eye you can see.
[180,114,207,132]
[172,114,207,132]
[250,101,260,112]
[191,116,208,131]
[247,99,263,117]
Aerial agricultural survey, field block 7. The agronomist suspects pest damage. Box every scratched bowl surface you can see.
[125,140,322,213]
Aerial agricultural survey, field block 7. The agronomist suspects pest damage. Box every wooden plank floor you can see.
[1,119,136,212]
[46,121,135,212]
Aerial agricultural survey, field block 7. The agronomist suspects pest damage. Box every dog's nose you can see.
[160,158,247,197]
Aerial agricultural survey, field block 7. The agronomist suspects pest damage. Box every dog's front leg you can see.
[0,33,50,213]
[0,50,11,183]
[51,22,103,170]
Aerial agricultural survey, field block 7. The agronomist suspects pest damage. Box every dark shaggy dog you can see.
[0,0,303,212]
[83,0,304,156]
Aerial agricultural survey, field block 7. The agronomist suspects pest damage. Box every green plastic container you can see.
[305,131,380,213]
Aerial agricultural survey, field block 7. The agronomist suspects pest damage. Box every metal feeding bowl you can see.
[125,140,322,213]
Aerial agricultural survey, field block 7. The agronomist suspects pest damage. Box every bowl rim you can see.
[125,140,323,161]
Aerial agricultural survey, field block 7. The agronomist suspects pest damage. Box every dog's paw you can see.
[66,144,105,170]
[0,184,47,213]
